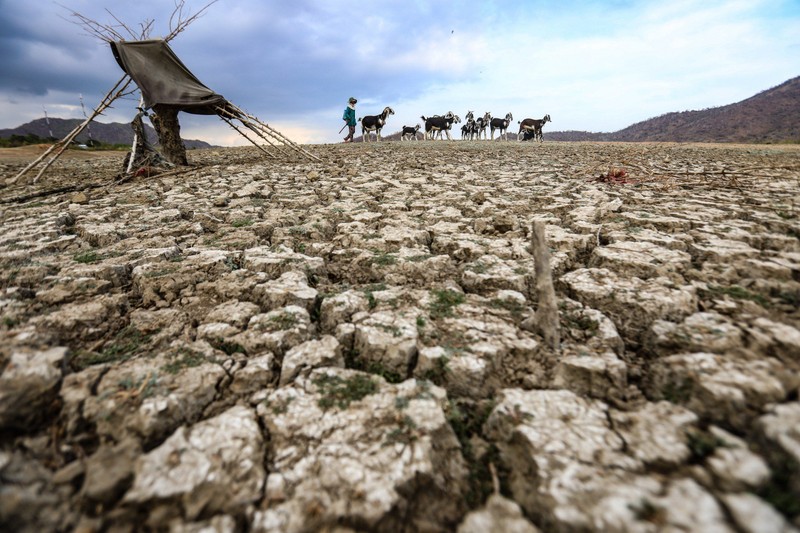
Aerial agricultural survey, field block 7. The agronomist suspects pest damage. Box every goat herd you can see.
[357,107,552,142]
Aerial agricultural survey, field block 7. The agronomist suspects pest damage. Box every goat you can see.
[517,114,551,142]
[474,112,491,140]
[401,124,421,141]
[359,106,394,142]
[433,114,460,140]
[490,112,513,140]
[421,112,457,140]
[461,111,476,140]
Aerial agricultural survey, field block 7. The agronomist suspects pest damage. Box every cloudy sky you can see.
[1,0,798,145]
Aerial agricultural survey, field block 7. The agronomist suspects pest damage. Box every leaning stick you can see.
[531,221,560,352]
[10,75,133,184]
[224,103,321,162]
[217,114,277,159]
[215,106,289,156]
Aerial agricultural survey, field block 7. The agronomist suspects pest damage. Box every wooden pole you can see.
[10,75,133,184]
[531,221,560,352]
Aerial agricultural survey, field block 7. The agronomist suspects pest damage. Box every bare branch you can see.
[165,0,220,41]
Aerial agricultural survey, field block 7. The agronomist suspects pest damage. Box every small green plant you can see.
[231,218,254,228]
[313,373,379,410]
[264,395,294,415]
[73,251,103,264]
[371,251,398,267]
[465,262,488,274]
[687,429,726,463]
[269,311,298,329]
[361,283,387,310]
[446,399,501,507]
[384,414,419,446]
[429,289,465,319]
[758,456,800,518]
[489,298,526,319]
[705,284,771,308]
[162,350,208,375]
[661,378,694,404]
[421,355,450,385]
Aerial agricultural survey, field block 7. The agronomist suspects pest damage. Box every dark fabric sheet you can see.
[111,40,226,115]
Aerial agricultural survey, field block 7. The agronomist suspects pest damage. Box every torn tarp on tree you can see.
[111,39,227,114]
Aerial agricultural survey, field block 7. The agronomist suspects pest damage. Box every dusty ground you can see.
[1,141,799,532]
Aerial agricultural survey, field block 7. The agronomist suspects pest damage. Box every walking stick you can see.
[339,122,348,134]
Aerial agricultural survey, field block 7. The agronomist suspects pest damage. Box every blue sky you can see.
[0,0,798,144]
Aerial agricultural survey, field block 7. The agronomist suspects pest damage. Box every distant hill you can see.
[0,117,213,149]
[606,76,800,143]
[370,76,800,143]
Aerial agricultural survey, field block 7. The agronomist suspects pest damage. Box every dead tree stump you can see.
[151,104,188,166]
[531,221,560,352]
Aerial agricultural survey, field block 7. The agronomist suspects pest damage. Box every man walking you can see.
[342,97,357,142]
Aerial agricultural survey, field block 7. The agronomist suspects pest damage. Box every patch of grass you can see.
[264,395,294,415]
[465,262,489,274]
[73,251,104,264]
[705,284,771,308]
[362,283,387,310]
[421,354,450,386]
[161,350,209,375]
[70,326,153,370]
[489,298,526,319]
[661,378,694,404]
[429,289,465,319]
[371,251,398,267]
[446,399,501,508]
[313,372,379,410]
[231,218,254,228]
[384,414,419,446]
[269,311,298,329]
[117,373,159,399]
[406,254,432,263]
[143,265,180,278]
[3,316,18,328]
[686,429,726,464]
[758,456,800,519]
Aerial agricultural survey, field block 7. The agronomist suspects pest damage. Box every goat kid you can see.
[401,124,421,141]
[517,114,551,142]
[490,112,513,140]
[359,106,395,142]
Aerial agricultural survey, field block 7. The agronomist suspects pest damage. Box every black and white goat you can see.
[461,111,477,140]
[517,114,551,142]
[421,112,458,140]
[490,112,513,140]
[433,114,460,140]
[359,106,394,142]
[401,124,421,141]
[474,112,491,140]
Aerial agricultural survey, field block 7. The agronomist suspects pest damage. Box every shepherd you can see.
[342,97,357,143]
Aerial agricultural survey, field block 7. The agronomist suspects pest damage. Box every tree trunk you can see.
[151,105,188,166]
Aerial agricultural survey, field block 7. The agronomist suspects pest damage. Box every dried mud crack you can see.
[1,141,799,532]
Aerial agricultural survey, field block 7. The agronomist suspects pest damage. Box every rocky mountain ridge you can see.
[0,117,213,149]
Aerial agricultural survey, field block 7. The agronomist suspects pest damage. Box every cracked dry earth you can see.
[1,141,799,533]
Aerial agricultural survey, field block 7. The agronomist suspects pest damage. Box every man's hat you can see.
[349,97,357,103]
